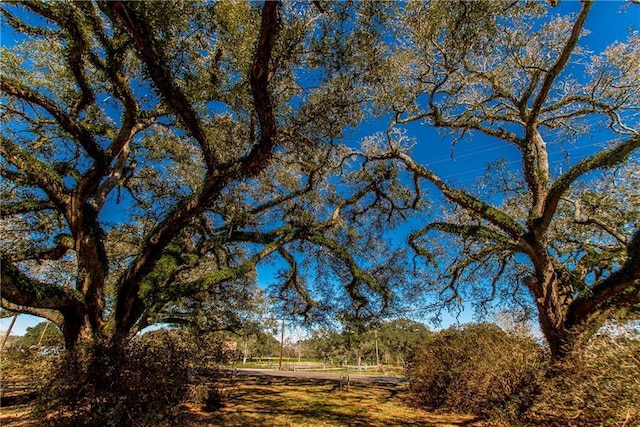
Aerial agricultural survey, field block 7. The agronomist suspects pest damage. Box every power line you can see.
[414,115,606,167]
[438,138,625,184]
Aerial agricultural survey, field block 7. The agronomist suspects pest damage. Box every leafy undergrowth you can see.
[1,375,480,427]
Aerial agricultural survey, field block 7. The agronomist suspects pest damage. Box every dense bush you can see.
[529,329,640,427]
[35,329,217,426]
[1,345,56,407]
[1,322,63,389]
[407,323,546,422]
[2,345,56,382]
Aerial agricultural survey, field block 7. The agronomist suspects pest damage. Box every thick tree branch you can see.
[11,234,75,263]
[527,0,592,125]
[541,134,640,230]
[0,256,84,314]
[0,261,87,347]
[109,1,281,337]
[1,7,61,39]
[519,69,542,115]
[237,0,279,175]
[308,233,391,308]
[395,151,525,238]
[51,5,97,119]
[0,136,69,211]
[143,230,296,318]
[0,199,56,218]
[428,104,524,147]
[278,247,316,312]
[106,1,218,172]
[79,120,142,209]
[567,229,640,328]
[91,120,146,211]
[0,300,63,326]
[409,222,516,256]
[222,226,294,246]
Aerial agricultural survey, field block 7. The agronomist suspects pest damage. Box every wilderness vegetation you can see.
[1,0,638,425]
[2,316,429,368]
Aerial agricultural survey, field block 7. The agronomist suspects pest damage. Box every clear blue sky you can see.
[2,0,638,336]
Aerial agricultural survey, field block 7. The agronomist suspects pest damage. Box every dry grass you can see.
[0,388,35,427]
[1,375,481,426]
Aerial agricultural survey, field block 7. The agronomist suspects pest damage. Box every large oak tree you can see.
[1,0,399,349]
[364,0,639,357]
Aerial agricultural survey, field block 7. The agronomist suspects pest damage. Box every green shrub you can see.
[529,330,640,427]
[407,323,546,422]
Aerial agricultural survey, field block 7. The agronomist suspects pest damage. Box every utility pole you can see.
[243,333,249,365]
[1,315,18,352]
[278,310,285,370]
[374,328,380,367]
[37,321,50,347]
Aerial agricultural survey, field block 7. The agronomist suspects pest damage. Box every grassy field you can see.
[1,375,480,426]
[182,375,479,426]
[230,360,406,377]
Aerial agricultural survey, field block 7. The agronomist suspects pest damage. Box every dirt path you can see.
[234,368,407,384]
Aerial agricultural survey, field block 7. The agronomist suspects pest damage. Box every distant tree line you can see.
[299,318,430,367]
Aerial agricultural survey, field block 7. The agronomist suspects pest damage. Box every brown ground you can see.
[1,375,483,426]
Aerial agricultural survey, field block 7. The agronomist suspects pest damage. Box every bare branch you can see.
[563,198,628,246]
